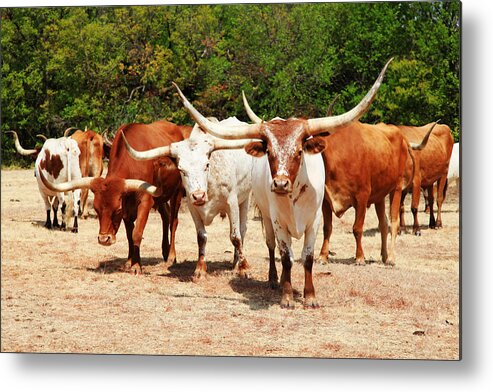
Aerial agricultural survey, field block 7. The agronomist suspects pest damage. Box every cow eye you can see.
[206,163,210,170]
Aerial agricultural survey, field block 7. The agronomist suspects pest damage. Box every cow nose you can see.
[272,176,292,194]
[98,234,113,246]
[191,191,207,205]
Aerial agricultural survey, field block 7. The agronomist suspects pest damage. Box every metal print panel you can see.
[1,1,461,359]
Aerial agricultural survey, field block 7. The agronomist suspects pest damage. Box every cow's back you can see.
[323,122,408,216]
[398,124,454,186]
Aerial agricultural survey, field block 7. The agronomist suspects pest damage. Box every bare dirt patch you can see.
[1,169,459,359]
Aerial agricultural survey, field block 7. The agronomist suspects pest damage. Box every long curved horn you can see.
[242,91,262,124]
[121,132,171,160]
[36,134,48,141]
[123,179,162,197]
[39,169,94,192]
[410,120,440,151]
[6,131,38,155]
[307,58,394,135]
[213,138,262,151]
[63,127,77,137]
[326,94,340,116]
[102,129,113,147]
[172,82,262,140]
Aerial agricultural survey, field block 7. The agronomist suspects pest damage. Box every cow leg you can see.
[228,195,250,278]
[157,203,170,263]
[263,216,278,289]
[71,189,80,233]
[353,197,368,265]
[80,189,89,219]
[386,188,403,266]
[435,176,448,228]
[398,191,408,235]
[318,198,333,263]
[302,220,321,309]
[189,204,207,281]
[423,188,430,213]
[124,218,135,265]
[374,199,389,263]
[427,185,437,229]
[42,194,53,229]
[167,191,182,265]
[129,195,154,275]
[277,234,294,309]
[53,197,61,229]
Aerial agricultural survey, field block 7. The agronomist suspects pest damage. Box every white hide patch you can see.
[263,122,304,177]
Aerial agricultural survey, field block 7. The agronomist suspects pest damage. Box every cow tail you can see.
[405,142,416,190]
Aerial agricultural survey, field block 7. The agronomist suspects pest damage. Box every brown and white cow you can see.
[396,123,454,232]
[122,115,259,281]
[39,121,192,273]
[64,128,105,219]
[174,60,394,308]
[7,131,81,231]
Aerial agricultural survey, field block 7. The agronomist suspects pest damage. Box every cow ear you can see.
[244,141,266,157]
[303,136,327,154]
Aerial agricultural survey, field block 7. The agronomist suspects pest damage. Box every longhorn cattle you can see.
[64,128,105,219]
[397,123,454,231]
[314,120,434,265]
[123,114,258,281]
[39,121,192,274]
[423,141,459,213]
[7,131,81,232]
[174,60,393,308]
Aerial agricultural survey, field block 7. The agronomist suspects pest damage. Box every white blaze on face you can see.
[171,134,214,200]
[263,122,304,178]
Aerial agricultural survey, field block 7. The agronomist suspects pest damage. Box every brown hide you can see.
[319,121,409,265]
[70,130,104,218]
[93,120,192,272]
[397,123,454,232]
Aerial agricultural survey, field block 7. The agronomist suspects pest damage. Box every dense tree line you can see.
[1,2,460,166]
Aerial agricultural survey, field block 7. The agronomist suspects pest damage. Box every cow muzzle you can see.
[271,176,292,194]
[191,190,207,206]
[98,233,116,246]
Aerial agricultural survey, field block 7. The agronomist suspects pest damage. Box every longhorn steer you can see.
[315,121,434,265]
[65,128,105,219]
[397,123,454,231]
[7,131,81,231]
[39,121,192,273]
[175,60,393,308]
[123,114,258,281]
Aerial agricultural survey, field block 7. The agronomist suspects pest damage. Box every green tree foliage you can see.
[1,2,460,166]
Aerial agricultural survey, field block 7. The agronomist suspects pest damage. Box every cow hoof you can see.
[304,297,320,309]
[44,223,52,229]
[130,265,142,275]
[384,260,395,268]
[71,228,78,234]
[192,270,207,282]
[280,297,295,309]
[237,269,250,279]
[269,280,280,289]
[414,230,421,236]
[317,255,330,264]
[355,259,366,266]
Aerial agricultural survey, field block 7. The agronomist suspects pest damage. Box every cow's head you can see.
[169,58,393,195]
[121,120,258,206]
[38,171,162,246]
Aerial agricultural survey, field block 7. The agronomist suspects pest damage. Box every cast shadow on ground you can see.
[162,259,234,282]
[86,257,162,274]
[229,259,303,310]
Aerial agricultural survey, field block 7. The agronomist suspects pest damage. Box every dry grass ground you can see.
[1,169,459,359]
